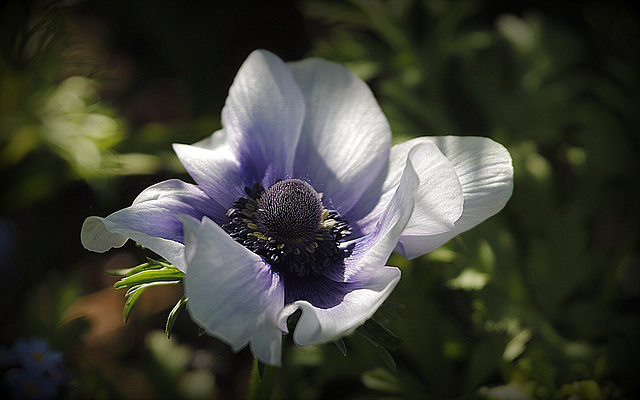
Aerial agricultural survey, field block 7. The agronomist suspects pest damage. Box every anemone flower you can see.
[81,49,513,366]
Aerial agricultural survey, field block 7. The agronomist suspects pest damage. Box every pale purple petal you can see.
[395,136,514,258]
[181,215,286,366]
[276,150,420,345]
[172,143,245,217]
[287,58,391,214]
[80,179,217,271]
[221,49,305,184]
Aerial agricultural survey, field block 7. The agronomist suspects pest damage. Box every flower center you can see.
[257,179,323,242]
[222,180,353,276]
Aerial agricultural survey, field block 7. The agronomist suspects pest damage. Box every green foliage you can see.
[0,0,125,211]
[0,1,213,213]
[111,258,184,327]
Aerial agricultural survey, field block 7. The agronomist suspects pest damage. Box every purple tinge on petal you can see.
[282,272,357,309]
[81,179,221,271]
[181,215,285,366]
[112,179,219,242]
[221,50,305,184]
[277,266,402,347]
[172,143,246,220]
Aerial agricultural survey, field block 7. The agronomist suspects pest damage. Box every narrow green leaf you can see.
[257,360,266,381]
[334,338,347,356]
[124,280,182,297]
[356,321,399,374]
[106,260,167,277]
[372,345,397,375]
[166,296,188,339]
[123,286,147,322]
[104,268,135,277]
[122,281,182,322]
[145,257,175,269]
[356,318,402,351]
[114,268,184,290]
[358,330,398,374]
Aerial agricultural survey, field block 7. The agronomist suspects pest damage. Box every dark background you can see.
[1,0,639,399]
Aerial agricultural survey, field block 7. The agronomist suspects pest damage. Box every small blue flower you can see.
[10,339,63,375]
[2,338,65,400]
[81,50,513,365]
[3,367,58,400]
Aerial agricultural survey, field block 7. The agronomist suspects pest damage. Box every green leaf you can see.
[334,338,347,356]
[356,318,402,351]
[166,296,188,339]
[257,360,267,381]
[356,319,400,374]
[122,281,182,322]
[106,258,175,277]
[104,267,136,277]
[114,268,184,290]
[124,280,182,297]
[123,286,146,322]
[363,336,398,375]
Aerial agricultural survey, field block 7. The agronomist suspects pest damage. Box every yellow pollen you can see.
[320,209,329,221]
[31,351,44,362]
[321,219,336,229]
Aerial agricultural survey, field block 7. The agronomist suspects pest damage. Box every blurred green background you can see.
[1,0,638,399]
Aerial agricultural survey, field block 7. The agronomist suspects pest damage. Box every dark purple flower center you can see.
[222,179,353,277]
[257,179,323,242]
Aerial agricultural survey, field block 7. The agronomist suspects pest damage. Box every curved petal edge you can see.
[396,136,514,259]
[276,266,401,346]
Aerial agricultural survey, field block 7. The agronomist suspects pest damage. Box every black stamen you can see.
[221,180,353,277]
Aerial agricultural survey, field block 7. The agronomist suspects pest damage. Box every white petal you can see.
[277,267,400,346]
[221,49,305,183]
[276,150,420,345]
[352,141,464,243]
[191,128,227,150]
[396,136,514,258]
[181,216,285,366]
[80,216,128,251]
[172,143,246,213]
[287,57,391,213]
[80,180,217,271]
